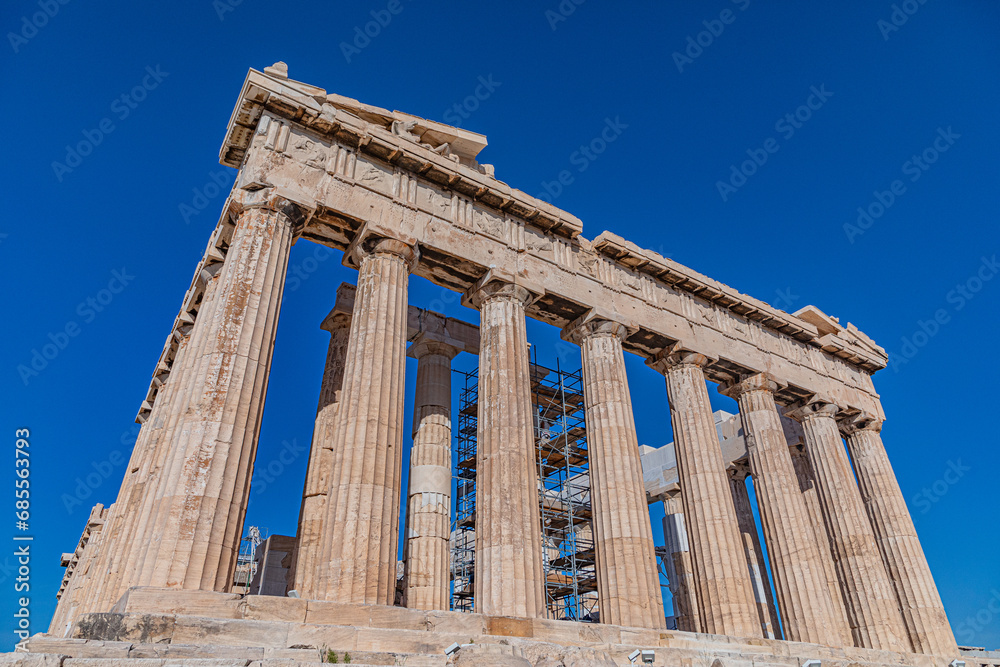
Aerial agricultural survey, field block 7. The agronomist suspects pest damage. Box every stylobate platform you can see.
[11,587,957,667]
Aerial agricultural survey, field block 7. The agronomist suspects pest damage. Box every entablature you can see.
[217,63,888,419]
[220,67,582,240]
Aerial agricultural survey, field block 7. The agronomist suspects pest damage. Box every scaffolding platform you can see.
[451,354,597,622]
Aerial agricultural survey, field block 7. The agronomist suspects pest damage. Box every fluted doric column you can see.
[843,417,958,656]
[320,238,416,605]
[75,252,228,616]
[789,445,852,636]
[787,401,909,652]
[564,318,664,629]
[728,468,781,640]
[723,374,848,646]
[662,493,700,632]
[122,202,298,591]
[403,337,459,611]
[648,349,759,637]
[465,280,545,618]
[289,308,351,599]
[49,505,107,636]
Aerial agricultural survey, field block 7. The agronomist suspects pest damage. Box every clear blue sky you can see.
[2,0,998,651]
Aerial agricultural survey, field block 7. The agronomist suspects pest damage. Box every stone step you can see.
[109,588,657,653]
[23,638,446,667]
[59,662,440,667]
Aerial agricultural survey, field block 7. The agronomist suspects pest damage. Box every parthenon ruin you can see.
[20,62,974,667]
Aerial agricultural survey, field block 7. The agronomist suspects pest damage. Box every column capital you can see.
[839,412,884,436]
[323,281,361,325]
[719,372,784,400]
[729,461,751,481]
[407,334,461,361]
[234,189,316,235]
[349,235,418,270]
[662,489,683,515]
[561,314,630,345]
[646,343,715,375]
[462,277,535,310]
[321,310,351,333]
[785,397,841,424]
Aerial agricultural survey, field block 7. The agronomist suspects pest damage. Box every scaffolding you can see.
[451,367,478,612]
[233,526,266,594]
[654,545,678,630]
[450,354,597,621]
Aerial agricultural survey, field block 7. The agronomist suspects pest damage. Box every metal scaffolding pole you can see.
[450,352,596,621]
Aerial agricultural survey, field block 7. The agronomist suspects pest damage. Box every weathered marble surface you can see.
[722,374,848,646]
[49,62,958,666]
[565,318,664,629]
[788,403,909,653]
[648,350,759,638]
[403,338,459,611]
[319,239,415,605]
[466,280,545,619]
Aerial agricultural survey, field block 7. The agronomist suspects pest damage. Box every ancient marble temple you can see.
[23,63,967,667]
